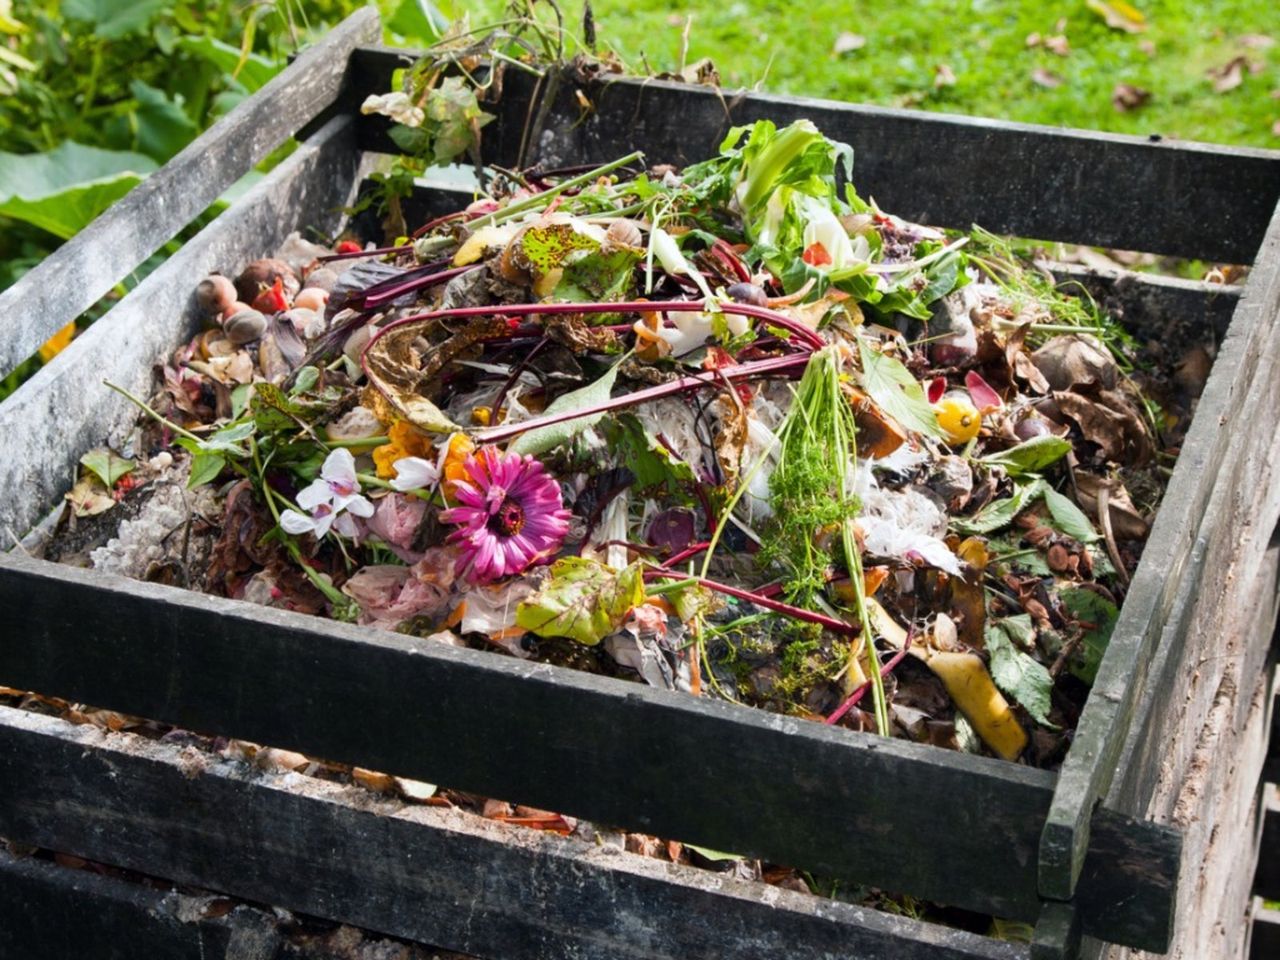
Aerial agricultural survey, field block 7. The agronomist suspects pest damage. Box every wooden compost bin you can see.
[3,10,1280,959]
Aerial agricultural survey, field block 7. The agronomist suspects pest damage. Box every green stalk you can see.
[469,151,646,231]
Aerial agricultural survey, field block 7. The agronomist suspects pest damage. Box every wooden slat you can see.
[0,850,283,960]
[0,706,1028,960]
[1043,262,1241,342]
[0,113,364,546]
[346,50,1280,263]
[1031,902,1080,960]
[0,8,380,381]
[1040,197,1280,901]
[0,551,1177,950]
[1254,787,1280,902]
[1251,899,1280,960]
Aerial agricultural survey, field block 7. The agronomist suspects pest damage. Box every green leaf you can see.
[555,246,643,302]
[121,80,198,162]
[516,557,646,646]
[857,339,943,438]
[290,366,320,395]
[1058,588,1119,684]
[0,141,156,239]
[979,435,1072,477]
[986,617,1056,727]
[79,448,135,488]
[230,384,253,420]
[685,843,743,862]
[63,0,169,38]
[175,35,281,93]
[387,0,449,41]
[952,479,1046,535]
[607,415,696,496]
[1043,487,1101,543]
[510,361,620,456]
[188,451,226,488]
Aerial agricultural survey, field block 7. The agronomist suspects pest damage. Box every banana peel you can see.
[866,598,1028,761]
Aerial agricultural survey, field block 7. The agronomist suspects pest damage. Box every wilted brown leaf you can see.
[352,766,397,794]
[64,475,115,518]
[833,31,866,55]
[1208,56,1249,94]
[934,63,957,87]
[1044,34,1071,56]
[1238,34,1274,49]
[1112,83,1152,112]
[1025,31,1042,47]
[1087,0,1147,34]
[1033,68,1065,88]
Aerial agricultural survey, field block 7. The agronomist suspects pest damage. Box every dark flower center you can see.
[489,497,525,537]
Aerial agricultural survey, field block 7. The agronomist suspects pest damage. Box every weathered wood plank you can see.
[0,551,1177,948]
[0,706,1028,960]
[1031,902,1080,960]
[0,8,380,381]
[0,849,283,960]
[1254,786,1280,902]
[1043,262,1241,343]
[1040,196,1280,901]
[0,114,364,545]
[347,49,1280,263]
[1250,900,1280,960]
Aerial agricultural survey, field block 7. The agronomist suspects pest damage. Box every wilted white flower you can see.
[280,448,374,539]
[360,92,425,128]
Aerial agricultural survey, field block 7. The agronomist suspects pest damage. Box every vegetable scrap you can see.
[57,117,1204,767]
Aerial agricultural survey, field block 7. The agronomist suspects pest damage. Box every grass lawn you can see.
[460,0,1279,147]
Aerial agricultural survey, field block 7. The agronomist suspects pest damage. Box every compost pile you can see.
[61,119,1196,767]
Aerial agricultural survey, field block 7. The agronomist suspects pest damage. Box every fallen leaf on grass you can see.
[1238,34,1274,50]
[1273,119,1280,137]
[934,64,957,88]
[1087,0,1147,34]
[1112,83,1152,112]
[833,32,866,55]
[1207,56,1261,94]
[1033,68,1065,88]
[1044,34,1070,56]
[1138,39,1156,56]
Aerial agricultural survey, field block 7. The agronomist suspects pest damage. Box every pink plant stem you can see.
[711,238,752,283]
[643,570,858,637]
[367,298,826,352]
[473,353,809,445]
[823,626,915,726]
[318,243,412,263]
[361,265,479,310]
[662,541,711,567]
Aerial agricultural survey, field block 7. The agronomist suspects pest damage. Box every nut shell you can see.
[293,287,329,312]
[234,258,299,304]
[195,275,236,316]
[223,308,267,345]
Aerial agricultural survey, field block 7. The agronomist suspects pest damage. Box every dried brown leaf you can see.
[1208,56,1249,94]
[934,63,957,87]
[1033,68,1065,88]
[1087,0,1147,34]
[1112,83,1152,112]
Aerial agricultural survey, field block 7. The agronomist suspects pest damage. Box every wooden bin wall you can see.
[2,13,1280,959]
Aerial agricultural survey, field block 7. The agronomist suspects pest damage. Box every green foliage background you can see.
[0,0,1276,397]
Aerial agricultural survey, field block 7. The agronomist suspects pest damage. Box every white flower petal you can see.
[296,478,331,512]
[312,510,336,539]
[333,512,360,538]
[320,447,358,486]
[279,509,316,535]
[391,456,440,491]
[345,494,376,519]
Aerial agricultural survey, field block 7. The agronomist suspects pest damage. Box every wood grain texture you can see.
[0,849,283,960]
[347,50,1280,263]
[0,707,1029,960]
[1253,786,1280,902]
[0,550,1178,949]
[0,114,364,545]
[0,8,380,380]
[1040,197,1280,901]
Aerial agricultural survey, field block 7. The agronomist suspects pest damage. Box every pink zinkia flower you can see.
[439,447,571,584]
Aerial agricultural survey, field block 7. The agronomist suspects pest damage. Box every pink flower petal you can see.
[926,376,947,405]
[964,370,1003,412]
